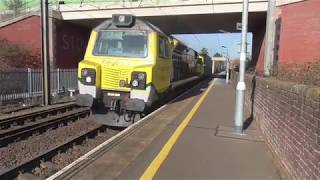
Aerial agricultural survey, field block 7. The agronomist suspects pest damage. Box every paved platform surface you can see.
[70,78,281,180]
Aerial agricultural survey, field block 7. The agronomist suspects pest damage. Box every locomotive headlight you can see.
[81,68,96,86]
[85,76,92,83]
[119,15,125,23]
[132,80,139,87]
[131,72,146,89]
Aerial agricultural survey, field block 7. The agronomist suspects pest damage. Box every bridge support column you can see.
[251,25,266,74]
[264,0,276,77]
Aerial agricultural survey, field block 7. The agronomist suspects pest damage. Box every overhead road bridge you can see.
[56,0,303,32]
[59,0,268,19]
[53,0,303,68]
[0,0,306,70]
[58,0,269,33]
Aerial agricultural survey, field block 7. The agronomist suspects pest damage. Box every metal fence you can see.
[0,68,78,106]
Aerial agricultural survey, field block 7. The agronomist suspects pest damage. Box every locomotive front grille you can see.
[102,68,130,91]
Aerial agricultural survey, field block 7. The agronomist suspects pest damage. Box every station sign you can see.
[236,22,242,31]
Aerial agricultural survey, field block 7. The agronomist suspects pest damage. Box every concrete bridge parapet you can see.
[58,0,269,20]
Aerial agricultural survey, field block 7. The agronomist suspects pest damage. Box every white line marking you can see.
[46,79,212,180]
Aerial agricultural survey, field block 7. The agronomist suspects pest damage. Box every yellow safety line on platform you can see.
[140,80,215,180]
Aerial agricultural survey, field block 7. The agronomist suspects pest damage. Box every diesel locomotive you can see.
[77,14,211,127]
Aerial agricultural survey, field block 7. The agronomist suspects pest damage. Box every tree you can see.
[213,52,222,57]
[0,38,41,69]
[4,0,24,13]
[199,48,208,56]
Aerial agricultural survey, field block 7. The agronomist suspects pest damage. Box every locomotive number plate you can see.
[107,93,120,97]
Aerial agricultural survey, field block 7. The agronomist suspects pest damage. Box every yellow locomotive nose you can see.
[101,66,131,92]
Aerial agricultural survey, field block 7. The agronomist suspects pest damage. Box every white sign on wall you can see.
[236,22,242,31]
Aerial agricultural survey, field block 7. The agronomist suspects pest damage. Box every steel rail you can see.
[0,107,90,147]
[0,103,76,129]
[0,104,39,114]
[46,79,210,180]
[0,125,106,180]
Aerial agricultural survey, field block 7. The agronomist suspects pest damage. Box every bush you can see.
[276,61,320,86]
[0,38,41,69]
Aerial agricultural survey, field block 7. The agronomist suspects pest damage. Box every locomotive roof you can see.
[94,16,199,55]
[94,18,169,39]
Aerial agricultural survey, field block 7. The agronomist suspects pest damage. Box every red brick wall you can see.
[0,16,90,69]
[0,16,41,52]
[278,0,320,64]
[253,0,320,73]
[232,72,320,179]
[0,16,41,67]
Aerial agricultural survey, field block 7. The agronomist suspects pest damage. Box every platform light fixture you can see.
[215,0,250,140]
[221,46,230,84]
[233,0,249,133]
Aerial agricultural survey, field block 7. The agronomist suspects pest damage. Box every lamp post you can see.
[221,46,229,58]
[233,0,248,133]
[221,46,230,84]
[216,0,262,141]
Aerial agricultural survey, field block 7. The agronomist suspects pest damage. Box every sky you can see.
[172,33,252,60]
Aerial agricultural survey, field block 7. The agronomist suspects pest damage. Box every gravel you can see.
[0,118,100,169]
[33,128,119,178]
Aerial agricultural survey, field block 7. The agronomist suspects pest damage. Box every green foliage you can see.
[213,52,222,57]
[3,0,24,11]
[199,48,208,56]
[0,39,41,69]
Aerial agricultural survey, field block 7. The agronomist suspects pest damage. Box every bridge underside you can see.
[67,12,266,67]
[43,10,267,68]
[69,12,266,34]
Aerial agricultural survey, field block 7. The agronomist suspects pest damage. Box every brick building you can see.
[0,15,90,69]
[255,0,320,74]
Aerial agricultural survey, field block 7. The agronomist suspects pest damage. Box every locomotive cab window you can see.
[159,37,170,59]
[93,30,148,58]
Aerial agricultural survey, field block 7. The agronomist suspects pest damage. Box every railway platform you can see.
[49,78,281,180]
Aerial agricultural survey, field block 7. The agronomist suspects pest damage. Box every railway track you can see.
[0,107,90,147]
[0,125,107,179]
[0,79,207,180]
[0,103,119,180]
[0,104,39,114]
[45,78,209,180]
[0,103,77,130]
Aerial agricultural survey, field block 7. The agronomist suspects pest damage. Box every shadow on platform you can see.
[243,75,256,130]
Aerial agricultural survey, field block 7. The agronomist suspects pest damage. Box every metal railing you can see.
[58,0,210,11]
[0,68,78,106]
[57,0,266,10]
